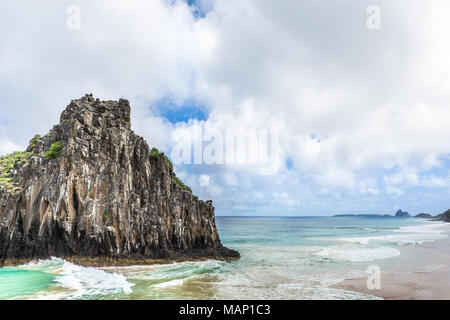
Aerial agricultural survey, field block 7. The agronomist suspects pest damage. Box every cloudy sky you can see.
[1,0,450,216]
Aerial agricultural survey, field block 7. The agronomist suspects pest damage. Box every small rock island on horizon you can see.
[334,208,449,220]
[394,209,410,218]
[0,94,239,267]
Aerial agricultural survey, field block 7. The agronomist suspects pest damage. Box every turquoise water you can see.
[0,217,448,300]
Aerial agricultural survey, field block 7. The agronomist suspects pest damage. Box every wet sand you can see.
[333,267,450,300]
[332,224,450,300]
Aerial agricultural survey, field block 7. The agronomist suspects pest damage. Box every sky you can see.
[0,0,450,216]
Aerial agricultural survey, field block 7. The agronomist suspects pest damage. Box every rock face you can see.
[395,209,410,218]
[434,209,450,222]
[0,94,239,265]
[415,213,432,219]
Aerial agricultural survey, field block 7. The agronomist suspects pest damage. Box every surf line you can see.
[179,304,214,318]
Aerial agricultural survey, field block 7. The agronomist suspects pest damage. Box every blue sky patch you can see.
[285,157,294,170]
[188,0,209,19]
[152,96,209,124]
[0,118,10,126]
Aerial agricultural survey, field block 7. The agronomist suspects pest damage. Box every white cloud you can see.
[273,192,301,207]
[199,174,210,187]
[1,0,450,214]
[385,186,404,197]
[0,137,23,155]
[421,175,448,188]
[383,171,419,188]
[222,173,238,187]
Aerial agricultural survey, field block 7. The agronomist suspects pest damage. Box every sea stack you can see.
[0,94,239,266]
[395,209,410,218]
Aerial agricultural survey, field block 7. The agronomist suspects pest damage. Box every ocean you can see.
[0,216,448,300]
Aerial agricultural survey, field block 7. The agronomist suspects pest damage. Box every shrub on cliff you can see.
[172,176,192,193]
[45,142,62,160]
[0,151,31,193]
[151,147,173,171]
[30,134,41,147]
[150,147,160,159]
[163,154,173,171]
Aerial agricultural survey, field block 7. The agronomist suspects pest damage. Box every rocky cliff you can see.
[434,209,450,223]
[0,94,239,266]
[415,213,432,219]
[395,209,410,218]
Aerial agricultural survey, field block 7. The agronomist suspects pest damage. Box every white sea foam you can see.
[24,257,134,299]
[211,267,378,300]
[29,291,69,300]
[153,279,185,288]
[338,222,449,245]
[9,221,448,300]
[313,245,401,262]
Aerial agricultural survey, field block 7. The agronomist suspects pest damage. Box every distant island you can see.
[335,209,449,220]
[334,214,392,218]
[416,213,433,219]
[434,209,450,222]
[395,209,410,217]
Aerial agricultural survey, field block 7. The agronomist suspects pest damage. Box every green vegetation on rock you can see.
[30,134,41,147]
[0,151,31,194]
[150,147,160,159]
[172,176,192,193]
[150,147,173,171]
[45,141,63,160]
[44,128,54,138]
[163,154,173,171]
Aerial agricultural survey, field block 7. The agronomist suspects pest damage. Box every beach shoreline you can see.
[331,222,450,300]
[2,217,449,300]
[0,252,240,268]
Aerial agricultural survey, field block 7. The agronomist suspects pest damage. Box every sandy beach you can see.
[332,223,450,300]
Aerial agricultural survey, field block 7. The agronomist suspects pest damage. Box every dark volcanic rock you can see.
[0,94,239,265]
[434,209,450,222]
[415,213,432,219]
[395,209,410,218]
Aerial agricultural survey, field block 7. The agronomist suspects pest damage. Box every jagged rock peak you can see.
[0,94,239,266]
[60,94,131,128]
[395,209,410,217]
